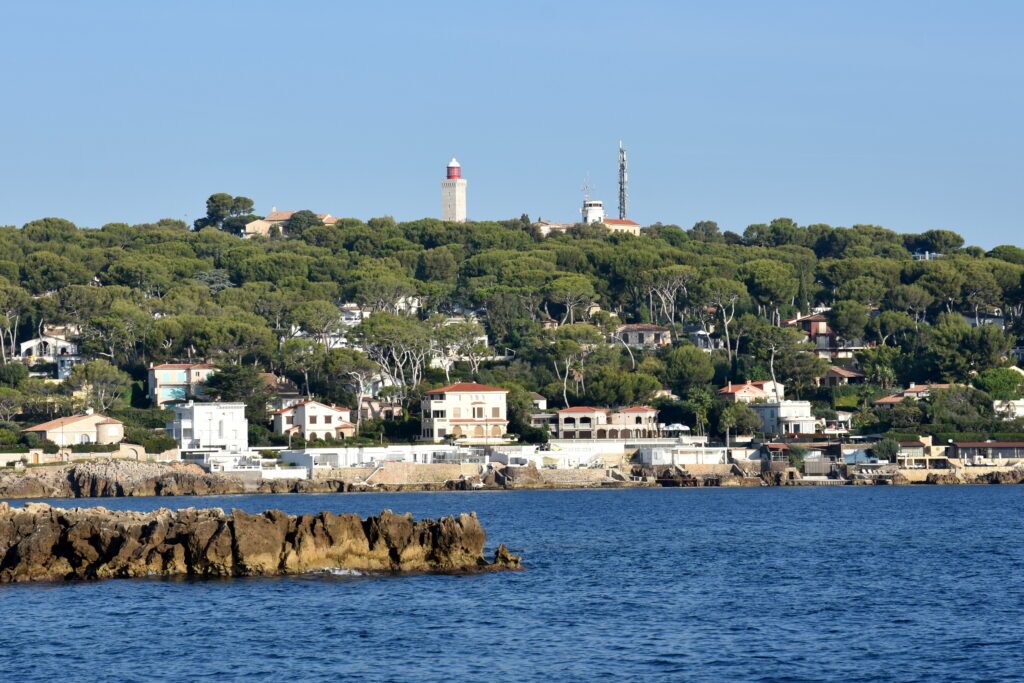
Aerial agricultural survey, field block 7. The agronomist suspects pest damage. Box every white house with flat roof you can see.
[749,400,816,435]
[167,401,248,456]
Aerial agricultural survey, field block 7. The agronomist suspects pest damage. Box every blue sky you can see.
[1,1,1021,247]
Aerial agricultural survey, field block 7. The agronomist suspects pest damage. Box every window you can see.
[286,416,294,425]
[432,410,446,419]
[453,407,461,419]
[474,407,484,419]
[309,416,318,424]
[324,415,332,423]
[438,428,446,438]
[492,407,500,418]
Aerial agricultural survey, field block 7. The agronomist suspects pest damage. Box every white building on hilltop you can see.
[441,158,467,222]
[168,401,248,457]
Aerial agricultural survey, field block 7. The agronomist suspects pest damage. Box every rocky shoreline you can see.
[1,460,1021,503]
[0,460,246,500]
[0,503,520,583]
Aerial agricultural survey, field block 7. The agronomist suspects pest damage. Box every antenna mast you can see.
[618,140,628,220]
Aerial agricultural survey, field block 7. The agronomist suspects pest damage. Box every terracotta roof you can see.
[272,400,350,415]
[616,324,669,332]
[618,406,656,412]
[718,382,766,395]
[828,366,865,378]
[557,407,608,413]
[24,414,121,432]
[152,363,214,370]
[953,441,1024,448]
[426,382,508,394]
[873,395,906,404]
[603,219,640,226]
[904,384,951,394]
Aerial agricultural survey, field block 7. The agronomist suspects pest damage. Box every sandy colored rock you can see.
[0,459,245,500]
[0,504,521,583]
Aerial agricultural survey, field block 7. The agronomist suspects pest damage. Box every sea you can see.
[1,486,1021,683]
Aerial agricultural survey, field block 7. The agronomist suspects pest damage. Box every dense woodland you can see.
[2,192,1024,451]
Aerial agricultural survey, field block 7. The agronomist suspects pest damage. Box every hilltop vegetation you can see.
[1,200,1022,446]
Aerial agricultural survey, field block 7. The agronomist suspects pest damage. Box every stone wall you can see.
[367,462,483,486]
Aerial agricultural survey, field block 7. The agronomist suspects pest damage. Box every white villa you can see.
[167,401,248,456]
[272,400,355,441]
[19,324,82,379]
[749,400,817,435]
[420,382,508,444]
[554,406,660,439]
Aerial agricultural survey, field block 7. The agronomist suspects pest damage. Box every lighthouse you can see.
[441,157,467,222]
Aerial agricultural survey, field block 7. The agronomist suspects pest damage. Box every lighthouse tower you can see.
[441,157,467,222]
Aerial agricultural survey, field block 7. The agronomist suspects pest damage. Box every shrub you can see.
[70,443,118,453]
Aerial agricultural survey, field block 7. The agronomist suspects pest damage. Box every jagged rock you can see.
[0,503,521,583]
[925,472,964,485]
[492,544,521,569]
[974,469,1024,485]
[0,460,245,499]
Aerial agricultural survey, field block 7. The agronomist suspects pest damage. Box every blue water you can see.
[1,487,1022,682]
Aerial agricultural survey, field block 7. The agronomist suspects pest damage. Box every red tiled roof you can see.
[272,400,351,415]
[25,414,121,432]
[152,363,214,370]
[718,383,766,394]
[828,366,865,378]
[557,407,608,413]
[616,324,669,332]
[904,384,951,393]
[603,219,639,226]
[426,382,508,394]
[618,406,655,412]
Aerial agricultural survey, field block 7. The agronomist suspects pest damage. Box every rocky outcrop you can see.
[0,502,521,583]
[0,460,245,499]
[924,472,965,485]
[974,469,1024,485]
